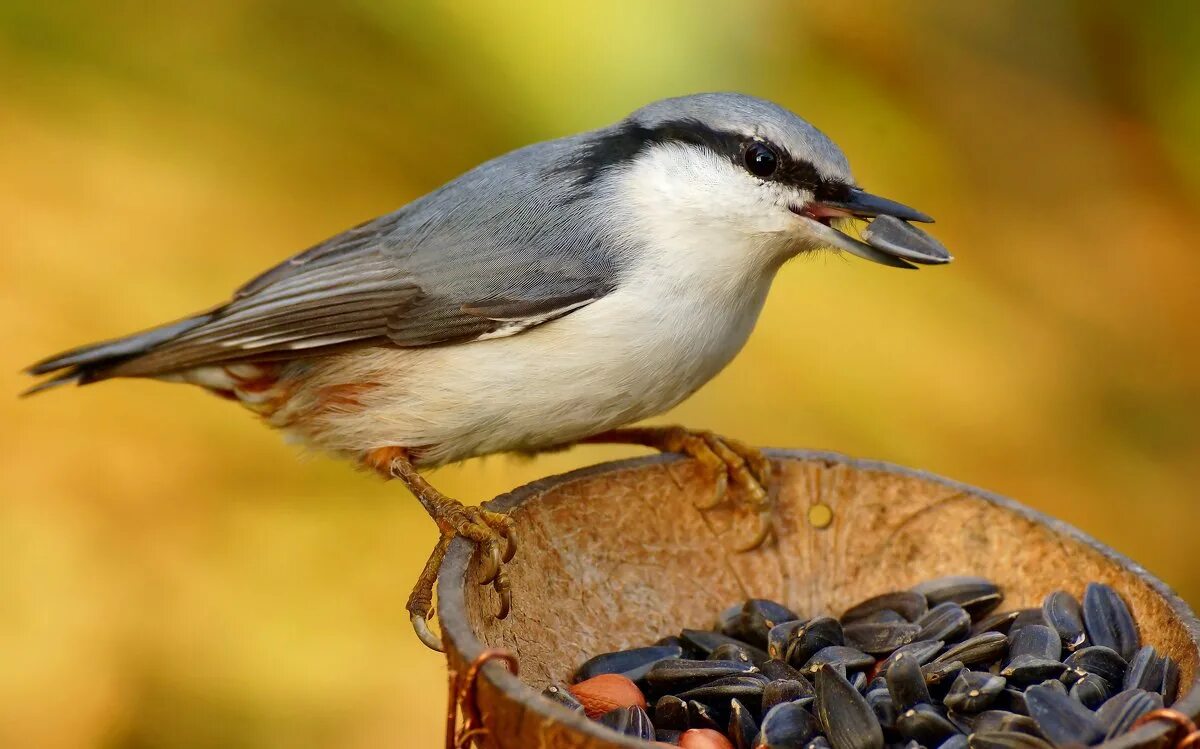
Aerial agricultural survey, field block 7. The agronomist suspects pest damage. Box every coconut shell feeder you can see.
[436,450,1200,749]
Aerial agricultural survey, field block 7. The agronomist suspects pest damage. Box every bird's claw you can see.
[734,505,775,552]
[477,541,503,585]
[694,469,727,510]
[667,428,776,550]
[494,570,512,620]
[499,518,518,563]
[709,433,775,551]
[581,426,777,549]
[455,506,516,621]
[407,504,517,651]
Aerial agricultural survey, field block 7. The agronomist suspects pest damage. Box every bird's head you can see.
[579,93,950,271]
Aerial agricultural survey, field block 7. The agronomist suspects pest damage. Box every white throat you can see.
[603,142,809,295]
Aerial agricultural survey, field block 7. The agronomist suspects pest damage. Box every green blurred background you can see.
[4,1,1199,746]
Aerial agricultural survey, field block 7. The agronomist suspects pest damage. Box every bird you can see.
[25,92,952,651]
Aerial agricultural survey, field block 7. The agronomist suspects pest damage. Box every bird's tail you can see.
[23,313,216,396]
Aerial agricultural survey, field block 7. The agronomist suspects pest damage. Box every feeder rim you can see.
[437,448,1200,749]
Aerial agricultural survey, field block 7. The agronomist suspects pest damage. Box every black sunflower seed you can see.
[1035,678,1067,696]
[1062,645,1127,688]
[943,670,1006,713]
[1068,672,1111,709]
[947,706,982,733]
[844,621,923,656]
[1059,667,1086,687]
[678,675,770,720]
[574,644,683,683]
[762,678,815,715]
[996,687,1029,716]
[856,609,909,625]
[999,655,1066,687]
[645,658,757,693]
[917,603,972,643]
[724,599,802,649]
[1008,609,1049,632]
[879,640,947,673]
[1161,656,1180,705]
[1007,625,1061,663]
[815,663,885,749]
[756,700,818,749]
[718,603,743,634]
[760,658,807,682]
[801,645,876,675]
[598,705,655,740]
[865,688,896,732]
[541,683,585,712]
[1025,683,1105,746]
[1122,645,1165,693]
[941,733,970,749]
[972,709,1042,736]
[711,642,758,666]
[1081,583,1139,661]
[688,699,722,731]
[887,651,933,711]
[896,703,960,745]
[843,591,930,624]
[911,577,1003,619]
[935,632,1008,668]
[653,694,689,731]
[683,629,771,666]
[968,731,1054,749]
[922,660,967,692]
[729,697,760,749]
[1096,688,1163,740]
[770,617,845,669]
[970,611,1022,637]
[1041,591,1087,652]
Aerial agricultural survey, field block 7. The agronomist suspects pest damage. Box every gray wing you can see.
[52,133,620,379]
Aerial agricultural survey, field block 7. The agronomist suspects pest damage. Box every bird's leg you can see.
[366,447,516,652]
[580,426,775,550]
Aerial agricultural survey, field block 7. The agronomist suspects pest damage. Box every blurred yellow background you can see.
[4,1,1199,747]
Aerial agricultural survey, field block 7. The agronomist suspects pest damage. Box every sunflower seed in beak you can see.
[863,215,953,265]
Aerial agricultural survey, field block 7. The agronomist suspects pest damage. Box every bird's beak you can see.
[820,188,934,224]
[792,188,952,269]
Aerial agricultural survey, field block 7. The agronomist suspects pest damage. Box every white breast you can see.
[280,268,772,464]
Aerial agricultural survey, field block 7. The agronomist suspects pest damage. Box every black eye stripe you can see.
[562,118,848,200]
[815,179,852,203]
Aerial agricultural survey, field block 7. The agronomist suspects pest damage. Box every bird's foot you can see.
[405,500,516,651]
[582,426,775,550]
[366,447,516,652]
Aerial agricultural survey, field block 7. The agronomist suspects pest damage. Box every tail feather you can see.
[23,313,216,395]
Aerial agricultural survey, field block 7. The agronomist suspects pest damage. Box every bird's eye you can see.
[744,142,778,178]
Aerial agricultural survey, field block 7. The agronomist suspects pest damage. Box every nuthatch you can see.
[27,93,952,650]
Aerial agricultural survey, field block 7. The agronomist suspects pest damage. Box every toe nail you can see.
[411,612,445,652]
[477,545,501,585]
[735,514,773,552]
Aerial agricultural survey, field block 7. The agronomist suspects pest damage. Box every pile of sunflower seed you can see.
[543,577,1183,749]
